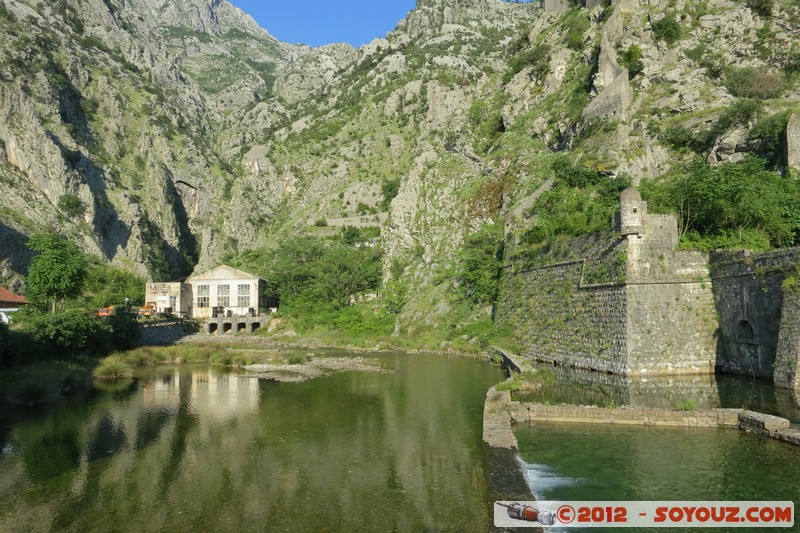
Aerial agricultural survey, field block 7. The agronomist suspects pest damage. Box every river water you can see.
[514,365,800,529]
[3,352,800,532]
[516,423,800,507]
[0,352,501,533]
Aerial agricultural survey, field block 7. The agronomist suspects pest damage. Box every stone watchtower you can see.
[619,187,645,236]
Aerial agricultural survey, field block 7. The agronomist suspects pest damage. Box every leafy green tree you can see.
[258,237,382,312]
[25,233,87,313]
[83,260,145,307]
[340,226,363,245]
[458,224,504,305]
[26,310,112,359]
[382,279,407,315]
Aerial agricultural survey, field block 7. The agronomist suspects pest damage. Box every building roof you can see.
[620,187,642,203]
[186,264,262,283]
[0,286,28,305]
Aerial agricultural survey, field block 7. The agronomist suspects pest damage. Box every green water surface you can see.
[516,422,800,503]
[0,352,501,532]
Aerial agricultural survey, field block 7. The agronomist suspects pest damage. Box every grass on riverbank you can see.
[100,343,317,371]
[92,355,133,381]
[261,306,520,355]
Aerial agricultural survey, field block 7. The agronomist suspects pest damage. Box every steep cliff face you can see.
[0,0,798,313]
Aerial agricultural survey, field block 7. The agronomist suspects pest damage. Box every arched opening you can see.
[737,320,755,342]
[251,322,261,332]
[237,322,246,332]
[209,323,218,335]
[223,323,232,334]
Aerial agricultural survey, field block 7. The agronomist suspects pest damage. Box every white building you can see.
[144,282,192,317]
[185,265,266,319]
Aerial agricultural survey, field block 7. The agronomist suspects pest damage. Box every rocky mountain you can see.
[0,0,799,328]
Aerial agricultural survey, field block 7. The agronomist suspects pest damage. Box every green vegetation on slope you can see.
[641,157,800,250]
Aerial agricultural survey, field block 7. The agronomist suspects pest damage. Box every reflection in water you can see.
[88,416,127,461]
[516,363,800,422]
[0,355,500,532]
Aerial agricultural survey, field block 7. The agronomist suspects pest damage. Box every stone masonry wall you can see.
[776,288,800,387]
[623,210,717,375]
[625,282,717,375]
[709,248,800,379]
[497,209,717,376]
[582,70,632,121]
[497,233,629,374]
[136,320,199,346]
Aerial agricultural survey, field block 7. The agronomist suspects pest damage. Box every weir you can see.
[202,314,270,335]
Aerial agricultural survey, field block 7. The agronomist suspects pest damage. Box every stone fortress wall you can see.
[497,188,800,386]
[496,188,717,377]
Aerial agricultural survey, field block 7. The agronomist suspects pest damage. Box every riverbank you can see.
[242,356,390,382]
[175,332,485,358]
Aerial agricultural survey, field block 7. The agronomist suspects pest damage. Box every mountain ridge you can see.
[0,0,798,334]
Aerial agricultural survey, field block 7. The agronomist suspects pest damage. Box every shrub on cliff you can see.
[724,67,786,99]
[652,17,683,45]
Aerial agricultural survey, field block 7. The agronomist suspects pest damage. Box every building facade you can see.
[144,282,192,317]
[186,265,265,319]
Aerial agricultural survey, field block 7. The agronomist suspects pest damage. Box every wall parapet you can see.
[511,403,741,428]
[508,402,800,447]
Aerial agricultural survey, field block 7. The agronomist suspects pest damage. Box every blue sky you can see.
[227,1,418,48]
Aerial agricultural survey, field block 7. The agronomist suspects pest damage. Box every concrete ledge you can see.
[482,385,537,531]
[774,427,800,446]
[738,410,791,432]
[488,346,532,374]
[514,403,742,428]
[738,410,792,439]
[511,402,800,447]
[483,387,518,449]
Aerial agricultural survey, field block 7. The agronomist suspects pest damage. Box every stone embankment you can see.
[482,385,540,532]
[506,401,800,447]
[738,411,800,445]
[136,320,199,346]
[511,403,741,428]
[504,401,800,448]
[483,387,518,449]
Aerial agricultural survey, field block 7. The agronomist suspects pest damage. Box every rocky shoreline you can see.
[241,356,390,383]
[176,332,481,358]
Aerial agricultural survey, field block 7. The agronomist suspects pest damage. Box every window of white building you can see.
[238,284,250,307]
[218,284,230,307]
